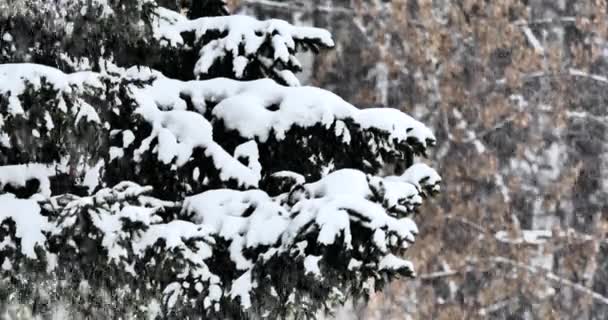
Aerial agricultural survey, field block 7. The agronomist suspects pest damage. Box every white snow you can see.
[303,255,322,277]
[135,220,213,260]
[184,189,289,248]
[233,56,249,78]
[0,163,57,197]
[2,32,12,42]
[192,167,200,180]
[122,130,135,148]
[234,141,262,181]
[373,229,388,252]
[277,70,301,87]
[270,170,305,185]
[0,132,9,148]
[357,108,435,148]
[212,79,433,146]
[82,160,104,193]
[305,169,425,215]
[163,282,182,309]
[378,254,414,273]
[0,63,102,96]
[347,258,363,270]
[334,120,351,144]
[132,86,260,187]
[131,74,434,147]
[230,270,255,309]
[109,147,124,161]
[74,100,101,124]
[1,258,12,271]
[400,162,441,192]
[44,111,55,130]
[0,194,49,258]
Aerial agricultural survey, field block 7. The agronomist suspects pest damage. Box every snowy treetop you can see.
[1,2,334,85]
[152,7,334,82]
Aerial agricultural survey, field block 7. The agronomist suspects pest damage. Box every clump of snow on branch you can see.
[0,164,57,198]
[0,63,102,116]
[0,194,49,259]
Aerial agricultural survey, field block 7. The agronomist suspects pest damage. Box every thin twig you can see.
[490,256,608,305]
[478,297,519,316]
[496,70,608,86]
[241,0,352,13]
[445,215,487,234]
[513,17,577,26]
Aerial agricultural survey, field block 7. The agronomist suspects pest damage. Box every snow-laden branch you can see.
[0,63,438,193]
[137,75,436,148]
[1,167,439,315]
[151,7,333,81]
[0,194,49,259]
[0,164,58,198]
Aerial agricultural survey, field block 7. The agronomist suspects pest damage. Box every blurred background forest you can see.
[220,0,608,319]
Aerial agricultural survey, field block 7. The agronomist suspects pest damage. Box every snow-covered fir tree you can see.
[0,0,440,318]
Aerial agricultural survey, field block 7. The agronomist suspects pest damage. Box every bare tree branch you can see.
[240,0,352,13]
[490,256,608,306]
[496,70,608,86]
[521,26,544,55]
[445,215,487,234]
[478,297,519,316]
[513,17,577,26]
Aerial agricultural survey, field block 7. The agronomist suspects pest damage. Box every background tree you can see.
[0,0,439,319]
[239,0,608,319]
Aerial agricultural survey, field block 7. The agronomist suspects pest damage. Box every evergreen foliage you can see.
[0,1,439,318]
